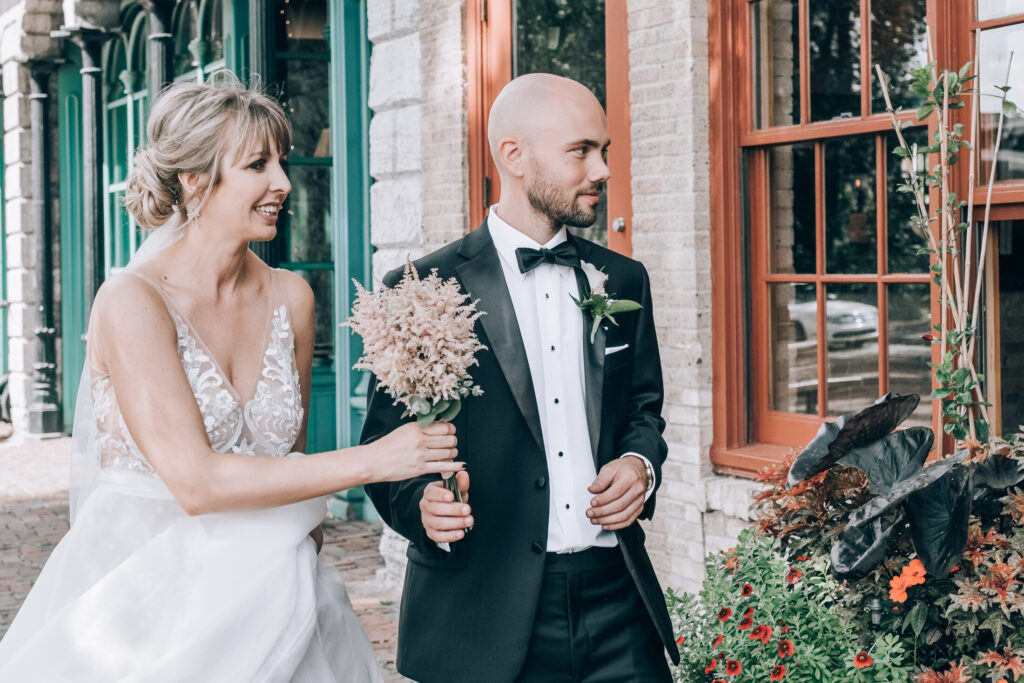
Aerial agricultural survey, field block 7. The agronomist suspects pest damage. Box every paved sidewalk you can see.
[0,435,408,681]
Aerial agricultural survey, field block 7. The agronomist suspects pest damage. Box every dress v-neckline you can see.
[125,270,276,407]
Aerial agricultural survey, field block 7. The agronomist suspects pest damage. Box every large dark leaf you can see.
[906,463,972,576]
[972,450,1024,490]
[845,451,966,529]
[838,427,935,494]
[787,393,920,486]
[831,515,902,580]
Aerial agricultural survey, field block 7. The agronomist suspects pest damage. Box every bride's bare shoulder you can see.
[91,273,174,333]
[274,267,314,317]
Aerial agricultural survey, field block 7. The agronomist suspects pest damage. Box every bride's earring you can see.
[186,199,201,228]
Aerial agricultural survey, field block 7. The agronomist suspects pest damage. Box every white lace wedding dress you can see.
[0,271,383,682]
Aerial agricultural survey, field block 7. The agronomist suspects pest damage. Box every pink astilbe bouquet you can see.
[345,262,486,428]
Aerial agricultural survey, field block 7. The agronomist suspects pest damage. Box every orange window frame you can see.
[467,0,635,256]
[712,0,1024,475]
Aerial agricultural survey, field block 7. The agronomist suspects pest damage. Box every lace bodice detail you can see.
[91,280,304,476]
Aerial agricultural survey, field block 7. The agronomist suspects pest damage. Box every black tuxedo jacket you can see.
[362,222,679,682]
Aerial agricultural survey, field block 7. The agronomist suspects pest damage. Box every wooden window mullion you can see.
[814,141,827,417]
[860,0,871,118]
[876,133,889,394]
[798,0,809,125]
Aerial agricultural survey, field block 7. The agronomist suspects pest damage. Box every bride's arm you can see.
[91,276,460,516]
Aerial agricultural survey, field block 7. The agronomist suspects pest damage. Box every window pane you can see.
[283,165,332,263]
[207,0,224,63]
[108,104,129,184]
[751,0,800,128]
[825,283,879,415]
[277,59,330,158]
[767,143,815,274]
[997,220,1024,435]
[978,24,1024,182]
[825,135,877,274]
[770,283,819,414]
[172,2,198,77]
[513,0,608,248]
[887,128,930,273]
[296,269,334,367]
[888,283,933,428]
[810,0,861,121]
[870,0,928,114]
[977,0,1023,21]
[274,0,329,54]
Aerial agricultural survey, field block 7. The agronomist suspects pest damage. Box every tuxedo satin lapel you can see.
[571,238,605,466]
[457,225,546,453]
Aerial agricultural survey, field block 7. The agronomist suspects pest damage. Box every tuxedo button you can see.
[531,542,544,554]
[535,476,546,489]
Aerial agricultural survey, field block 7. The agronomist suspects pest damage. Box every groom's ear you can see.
[497,136,527,179]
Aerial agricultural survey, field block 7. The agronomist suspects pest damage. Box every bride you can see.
[0,74,459,681]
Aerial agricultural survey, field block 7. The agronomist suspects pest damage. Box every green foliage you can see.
[666,530,911,682]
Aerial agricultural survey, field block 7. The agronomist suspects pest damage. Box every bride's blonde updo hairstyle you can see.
[123,71,291,229]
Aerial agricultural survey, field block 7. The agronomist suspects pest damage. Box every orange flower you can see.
[725,659,742,676]
[705,659,718,674]
[778,640,795,658]
[770,664,786,681]
[854,651,873,668]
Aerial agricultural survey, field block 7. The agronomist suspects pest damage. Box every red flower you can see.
[718,607,732,622]
[778,640,795,658]
[675,635,684,645]
[854,651,873,668]
[748,624,772,644]
[796,555,808,561]
[712,634,724,649]
[786,567,802,583]
[741,583,753,596]
[770,664,786,681]
[704,658,718,674]
[922,333,935,342]
[742,606,754,618]
[738,616,752,630]
[712,680,726,683]
[725,660,742,676]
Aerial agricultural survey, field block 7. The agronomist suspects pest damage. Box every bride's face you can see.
[202,141,291,243]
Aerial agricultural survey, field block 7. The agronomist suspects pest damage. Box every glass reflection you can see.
[770,283,819,414]
[825,283,880,416]
[298,269,334,367]
[751,0,800,128]
[172,1,198,77]
[810,0,861,121]
[977,1,1024,21]
[870,0,929,114]
[768,143,815,273]
[274,0,329,54]
[887,128,930,273]
[997,220,1024,435]
[514,0,608,247]
[888,283,933,428]
[978,24,1024,182]
[283,166,333,263]
[277,59,330,158]
[825,135,877,274]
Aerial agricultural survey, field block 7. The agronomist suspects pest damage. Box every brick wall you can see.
[366,0,760,597]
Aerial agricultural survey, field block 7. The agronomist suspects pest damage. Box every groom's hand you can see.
[420,472,473,544]
[586,457,647,530]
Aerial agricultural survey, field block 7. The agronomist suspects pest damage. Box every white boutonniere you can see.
[571,261,643,343]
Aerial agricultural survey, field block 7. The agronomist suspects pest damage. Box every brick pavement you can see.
[0,435,409,682]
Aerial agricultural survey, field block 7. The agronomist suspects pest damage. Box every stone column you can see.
[26,60,61,436]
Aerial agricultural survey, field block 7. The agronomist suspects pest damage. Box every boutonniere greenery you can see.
[571,261,643,343]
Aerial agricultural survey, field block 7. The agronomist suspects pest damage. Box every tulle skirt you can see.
[0,470,382,682]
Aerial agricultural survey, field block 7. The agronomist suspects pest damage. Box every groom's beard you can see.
[526,170,604,230]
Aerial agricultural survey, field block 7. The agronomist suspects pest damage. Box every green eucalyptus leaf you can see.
[437,399,462,423]
[605,299,643,315]
[416,412,435,428]
[1003,99,1019,116]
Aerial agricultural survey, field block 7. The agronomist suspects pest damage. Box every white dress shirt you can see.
[486,208,653,553]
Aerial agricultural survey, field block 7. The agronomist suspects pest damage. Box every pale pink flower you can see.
[344,262,486,417]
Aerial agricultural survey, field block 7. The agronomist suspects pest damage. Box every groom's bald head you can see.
[487,73,606,172]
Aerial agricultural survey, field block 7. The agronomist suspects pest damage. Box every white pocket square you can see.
[605,344,630,356]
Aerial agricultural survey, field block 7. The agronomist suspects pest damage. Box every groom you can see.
[362,73,678,682]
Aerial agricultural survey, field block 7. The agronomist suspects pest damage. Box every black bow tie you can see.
[515,241,580,274]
